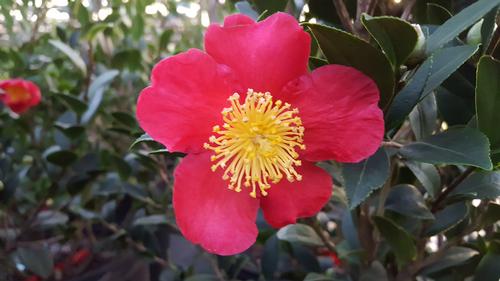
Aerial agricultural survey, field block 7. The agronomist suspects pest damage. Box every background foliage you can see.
[0,0,499,280]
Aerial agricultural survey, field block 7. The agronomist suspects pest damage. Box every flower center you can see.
[204,89,305,198]
[5,86,31,103]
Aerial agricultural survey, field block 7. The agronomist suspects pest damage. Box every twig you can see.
[332,0,356,34]
[401,0,417,21]
[309,219,338,255]
[382,141,404,148]
[431,167,475,212]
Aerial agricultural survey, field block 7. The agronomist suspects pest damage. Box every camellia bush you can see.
[1,0,500,280]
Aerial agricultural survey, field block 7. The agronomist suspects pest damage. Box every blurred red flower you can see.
[137,13,384,255]
[0,79,41,114]
[70,249,91,265]
[23,275,41,281]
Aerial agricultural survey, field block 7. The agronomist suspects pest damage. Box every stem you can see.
[401,0,416,20]
[332,0,356,34]
[310,219,338,255]
[382,141,404,149]
[431,167,475,212]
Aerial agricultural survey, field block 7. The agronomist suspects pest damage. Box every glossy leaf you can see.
[409,93,437,140]
[54,93,88,115]
[15,246,53,278]
[343,148,390,209]
[373,216,417,267]
[81,70,119,124]
[426,0,500,53]
[276,224,324,247]
[49,40,87,75]
[385,184,434,220]
[261,234,280,280]
[386,44,479,130]
[405,160,441,198]
[399,128,493,170]
[476,56,500,164]
[361,15,418,69]
[420,246,479,275]
[450,171,500,200]
[474,242,500,281]
[425,202,469,236]
[426,3,452,25]
[305,23,394,109]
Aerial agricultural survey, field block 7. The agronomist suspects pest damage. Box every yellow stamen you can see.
[204,89,305,198]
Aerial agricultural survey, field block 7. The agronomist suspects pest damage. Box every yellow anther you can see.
[204,89,305,198]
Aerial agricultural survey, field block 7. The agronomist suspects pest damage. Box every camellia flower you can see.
[0,79,41,114]
[137,13,384,255]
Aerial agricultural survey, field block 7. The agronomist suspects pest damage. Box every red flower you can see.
[70,249,91,265]
[23,276,41,281]
[137,13,384,255]
[0,79,41,114]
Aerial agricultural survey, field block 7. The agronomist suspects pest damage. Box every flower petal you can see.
[260,161,332,228]
[283,65,384,163]
[205,12,310,95]
[137,49,235,154]
[173,152,260,255]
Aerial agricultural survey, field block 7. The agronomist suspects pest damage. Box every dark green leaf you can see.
[111,112,137,128]
[409,93,437,140]
[49,40,87,75]
[426,3,452,25]
[303,273,336,281]
[54,123,85,139]
[291,243,320,272]
[343,148,390,209]
[184,274,220,281]
[420,246,479,275]
[309,57,328,70]
[426,0,500,53]
[54,93,88,115]
[481,8,498,53]
[34,210,69,228]
[405,160,441,198]
[45,147,78,166]
[450,171,500,199]
[305,23,394,109]
[15,246,53,278]
[159,29,173,51]
[130,133,155,149]
[133,215,168,226]
[82,70,119,124]
[84,23,113,41]
[399,128,493,170]
[361,15,418,69]
[373,216,417,266]
[476,56,500,163]
[474,243,500,281]
[262,234,279,280]
[250,0,288,15]
[276,224,324,247]
[425,202,468,236]
[386,45,479,130]
[385,184,434,220]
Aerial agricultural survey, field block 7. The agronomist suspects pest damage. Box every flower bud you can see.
[406,24,426,65]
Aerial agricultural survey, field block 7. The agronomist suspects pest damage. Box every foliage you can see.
[0,0,500,280]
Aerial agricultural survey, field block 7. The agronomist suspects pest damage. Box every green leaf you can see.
[54,123,85,139]
[303,273,336,281]
[426,3,452,25]
[130,133,155,150]
[54,93,88,115]
[34,210,69,228]
[44,146,78,166]
[343,148,390,209]
[276,224,324,247]
[409,93,437,140]
[426,0,500,53]
[305,23,394,109]
[399,128,493,170]
[49,40,87,75]
[420,246,479,275]
[81,70,119,124]
[184,274,220,281]
[250,0,288,15]
[405,160,441,198]
[450,171,500,200]
[111,112,137,128]
[373,216,416,267]
[158,29,173,51]
[133,215,168,226]
[474,242,500,281]
[84,23,113,41]
[361,15,418,69]
[386,44,479,130]
[262,234,280,280]
[476,56,500,164]
[15,246,53,278]
[385,184,434,220]
[425,202,468,236]
[481,8,498,53]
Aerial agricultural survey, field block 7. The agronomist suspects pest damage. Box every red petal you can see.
[137,49,235,154]
[173,152,260,255]
[283,65,384,163]
[260,161,332,228]
[205,12,310,95]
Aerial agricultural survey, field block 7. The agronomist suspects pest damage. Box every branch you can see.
[332,0,356,34]
[431,167,475,212]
